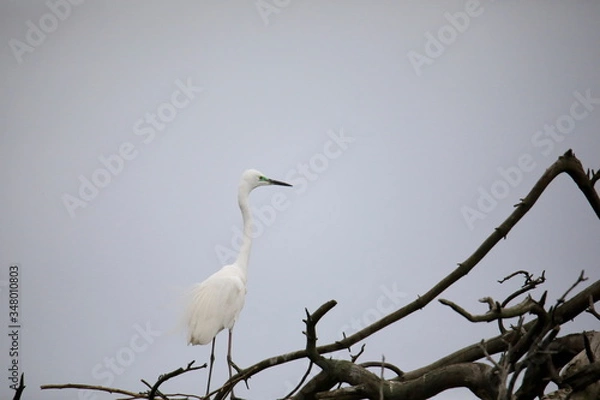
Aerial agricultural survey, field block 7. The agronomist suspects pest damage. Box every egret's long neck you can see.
[235,186,252,276]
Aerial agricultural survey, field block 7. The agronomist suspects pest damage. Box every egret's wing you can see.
[186,268,246,345]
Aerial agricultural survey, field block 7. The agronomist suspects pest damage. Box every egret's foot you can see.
[227,357,250,390]
[227,359,243,375]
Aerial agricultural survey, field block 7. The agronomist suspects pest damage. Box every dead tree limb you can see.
[40,383,142,398]
[148,361,205,400]
[401,279,600,382]
[41,149,600,399]
[439,295,545,322]
[214,150,600,399]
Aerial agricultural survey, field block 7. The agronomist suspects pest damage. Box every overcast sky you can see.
[1,1,599,399]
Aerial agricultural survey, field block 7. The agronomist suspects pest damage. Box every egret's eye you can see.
[259,176,268,181]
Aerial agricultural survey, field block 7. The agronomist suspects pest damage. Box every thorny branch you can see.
[12,373,25,400]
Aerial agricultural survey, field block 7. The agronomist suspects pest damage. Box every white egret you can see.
[185,169,292,397]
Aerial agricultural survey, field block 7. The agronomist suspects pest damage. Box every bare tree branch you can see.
[281,361,313,399]
[401,279,600,382]
[41,362,206,400]
[214,150,600,399]
[497,271,546,334]
[148,361,205,400]
[498,270,536,285]
[326,363,497,400]
[40,383,142,398]
[439,295,544,322]
[556,270,588,306]
[303,301,385,399]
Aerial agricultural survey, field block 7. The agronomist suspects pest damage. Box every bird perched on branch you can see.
[185,169,292,397]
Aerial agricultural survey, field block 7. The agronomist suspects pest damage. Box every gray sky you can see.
[1,1,599,399]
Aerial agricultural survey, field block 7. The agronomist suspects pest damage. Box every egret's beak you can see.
[268,178,292,187]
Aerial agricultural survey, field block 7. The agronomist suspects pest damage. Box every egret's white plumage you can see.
[185,169,292,396]
[186,265,247,345]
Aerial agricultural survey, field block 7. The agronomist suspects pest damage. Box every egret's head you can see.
[240,169,292,192]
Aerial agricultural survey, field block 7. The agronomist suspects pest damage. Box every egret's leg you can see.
[226,329,247,399]
[226,328,243,375]
[227,329,234,380]
[206,338,216,397]
[226,328,241,399]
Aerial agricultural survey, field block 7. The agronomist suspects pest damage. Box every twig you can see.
[148,360,206,400]
[41,377,204,400]
[497,271,546,334]
[479,340,501,369]
[439,295,543,323]
[588,167,600,187]
[12,373,25,400]
[40,383,141,398]
[350,344,366,363]
[141,379,167,400]
[501,271,546,306]
[140,379,168,400]
[498,270,533,285]
[586,294,600,320]
[281,361,313,400]
[556,270,588,306]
